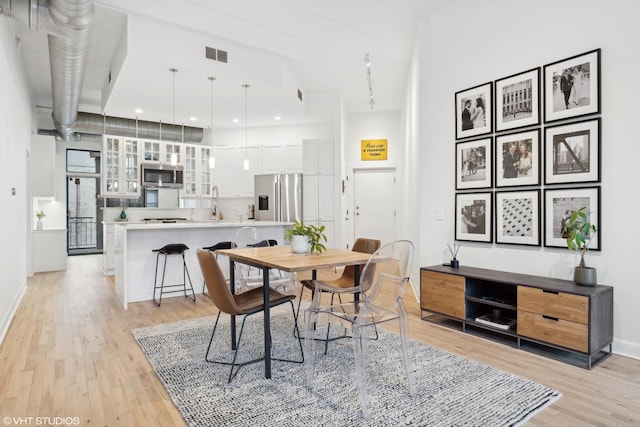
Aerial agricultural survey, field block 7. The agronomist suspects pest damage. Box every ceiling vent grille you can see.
[205,46,228,64]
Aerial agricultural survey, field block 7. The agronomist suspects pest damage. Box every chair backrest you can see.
[359,240,414,303]
[234,227,272,249]
[341,238,381,284]
[197,249,242,315]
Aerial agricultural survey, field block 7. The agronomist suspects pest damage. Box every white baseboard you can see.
[0,281,27,347]
[613,339,640,361]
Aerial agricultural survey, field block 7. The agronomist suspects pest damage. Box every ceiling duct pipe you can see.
[73,112,204,143]
[0,0,94,141]
[48,0,94,141]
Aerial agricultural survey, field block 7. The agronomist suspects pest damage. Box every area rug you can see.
[132,305,561,426]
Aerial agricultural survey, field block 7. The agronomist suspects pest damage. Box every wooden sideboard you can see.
[420,265,613,369]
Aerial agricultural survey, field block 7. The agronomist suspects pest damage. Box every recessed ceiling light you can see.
[134,108,143,114]
[190,116,197,121]
[274,116,281,121]
[232,118,239,123]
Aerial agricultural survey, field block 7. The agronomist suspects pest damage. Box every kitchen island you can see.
[111,220,290,309]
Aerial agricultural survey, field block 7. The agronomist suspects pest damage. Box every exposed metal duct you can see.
[73,112,204,143]
[48,0,94,141]
[1,0,94,141]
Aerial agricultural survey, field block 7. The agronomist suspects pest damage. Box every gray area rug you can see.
[132,305,561,426]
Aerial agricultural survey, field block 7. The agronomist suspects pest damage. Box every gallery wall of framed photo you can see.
[454,48,601,249]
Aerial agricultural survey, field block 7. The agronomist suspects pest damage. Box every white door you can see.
[354,168,396,246]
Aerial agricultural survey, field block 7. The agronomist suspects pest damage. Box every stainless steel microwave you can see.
[140,163,184,188]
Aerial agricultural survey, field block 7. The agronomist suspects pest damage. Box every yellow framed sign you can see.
[361,139,388,160]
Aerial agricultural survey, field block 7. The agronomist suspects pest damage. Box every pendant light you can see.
[208,76,216,169]
[169,68,178,165]
[242,83,250,171]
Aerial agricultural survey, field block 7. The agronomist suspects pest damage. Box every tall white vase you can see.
[36,219,43,230]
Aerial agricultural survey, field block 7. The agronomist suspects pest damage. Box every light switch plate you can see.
[436,208,444,220]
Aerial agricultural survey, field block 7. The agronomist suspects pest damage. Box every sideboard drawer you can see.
[421,270,465,319]
[517,311,588,352]
[518,286,588,324]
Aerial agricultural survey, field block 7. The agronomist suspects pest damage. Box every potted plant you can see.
[35,210,45,230]
[562,206,598,286]
[284,221,327,254]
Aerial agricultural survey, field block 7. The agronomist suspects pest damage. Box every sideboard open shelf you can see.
[420,265,613,369]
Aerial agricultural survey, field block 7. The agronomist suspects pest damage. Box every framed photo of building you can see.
[495,68,540,132]
[455,82,493,140]
[495,129,540,187]
[495,190,540,246]
[544,186,600,250]
[455,192,492,243]
[455,137,492,190]
[543,49,601,123]
[544,118,600,185]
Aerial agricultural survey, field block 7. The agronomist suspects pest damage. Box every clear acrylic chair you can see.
[304,240,416,420]
[233,227,298,294]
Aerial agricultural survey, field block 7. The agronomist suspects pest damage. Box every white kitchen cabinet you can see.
[303,174,335,245]
[261,144,302,174]
[31,134,56,197]
[183,144,212,198]
[102,136,141,197]
[103,223,115,275]
[303,138,334,175]
[32,229,67,272]
[142,141,183,165]
[212,145,260,197]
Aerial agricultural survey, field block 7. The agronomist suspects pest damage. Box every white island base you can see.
[114,221,289,309]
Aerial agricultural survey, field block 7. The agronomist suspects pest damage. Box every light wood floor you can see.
[1,255,639,426]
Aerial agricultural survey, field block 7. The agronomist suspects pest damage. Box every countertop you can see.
[103,220,292,230]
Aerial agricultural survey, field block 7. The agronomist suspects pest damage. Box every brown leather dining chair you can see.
[297,238,381,353]
[196,249,304,382]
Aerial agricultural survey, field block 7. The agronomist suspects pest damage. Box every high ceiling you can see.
[10,0,453,131]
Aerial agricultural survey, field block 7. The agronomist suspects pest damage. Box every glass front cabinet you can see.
[103,136,141,198]
[183,144,211,198]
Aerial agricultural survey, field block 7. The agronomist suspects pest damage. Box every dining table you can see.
[215,245,373,379]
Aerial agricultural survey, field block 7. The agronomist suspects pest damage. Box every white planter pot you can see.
[291,235,310,254]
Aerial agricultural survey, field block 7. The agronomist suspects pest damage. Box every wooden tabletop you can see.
[216,245,372,272]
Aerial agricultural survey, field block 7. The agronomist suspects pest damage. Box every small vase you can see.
[574,267,597,286]
[120,209,127,220]
[291,235,310,254]
[36,219,43,230]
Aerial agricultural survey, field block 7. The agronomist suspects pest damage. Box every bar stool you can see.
[152,243,196,306]
[201,241,234,295]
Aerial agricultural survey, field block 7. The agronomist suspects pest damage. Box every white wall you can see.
[417,0,640,359]
[0,17,34,343]
[344,111,402,241]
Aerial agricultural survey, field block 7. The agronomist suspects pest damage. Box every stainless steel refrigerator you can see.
[254,173,302,222]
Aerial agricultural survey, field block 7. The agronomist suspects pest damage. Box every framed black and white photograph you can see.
[495,68,540,132]
[455,82,493,140]
[544,118,600,185]
[495,190,540,246]
[455,192,492,243]
[543,48,601,123]
[495,129,540,187]
[544,187,600,250]
[455,137,492,190]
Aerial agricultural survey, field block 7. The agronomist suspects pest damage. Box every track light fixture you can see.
[364,53,374,109]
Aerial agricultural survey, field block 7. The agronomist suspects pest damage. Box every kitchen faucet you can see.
[211,185,219,222]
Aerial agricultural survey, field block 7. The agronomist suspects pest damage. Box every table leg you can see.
[263,266,271,379]
[354,264,361,303]
[229,259,237,350]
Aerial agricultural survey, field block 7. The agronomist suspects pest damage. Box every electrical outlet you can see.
[12,187,16,196]
[436,208,444,220]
